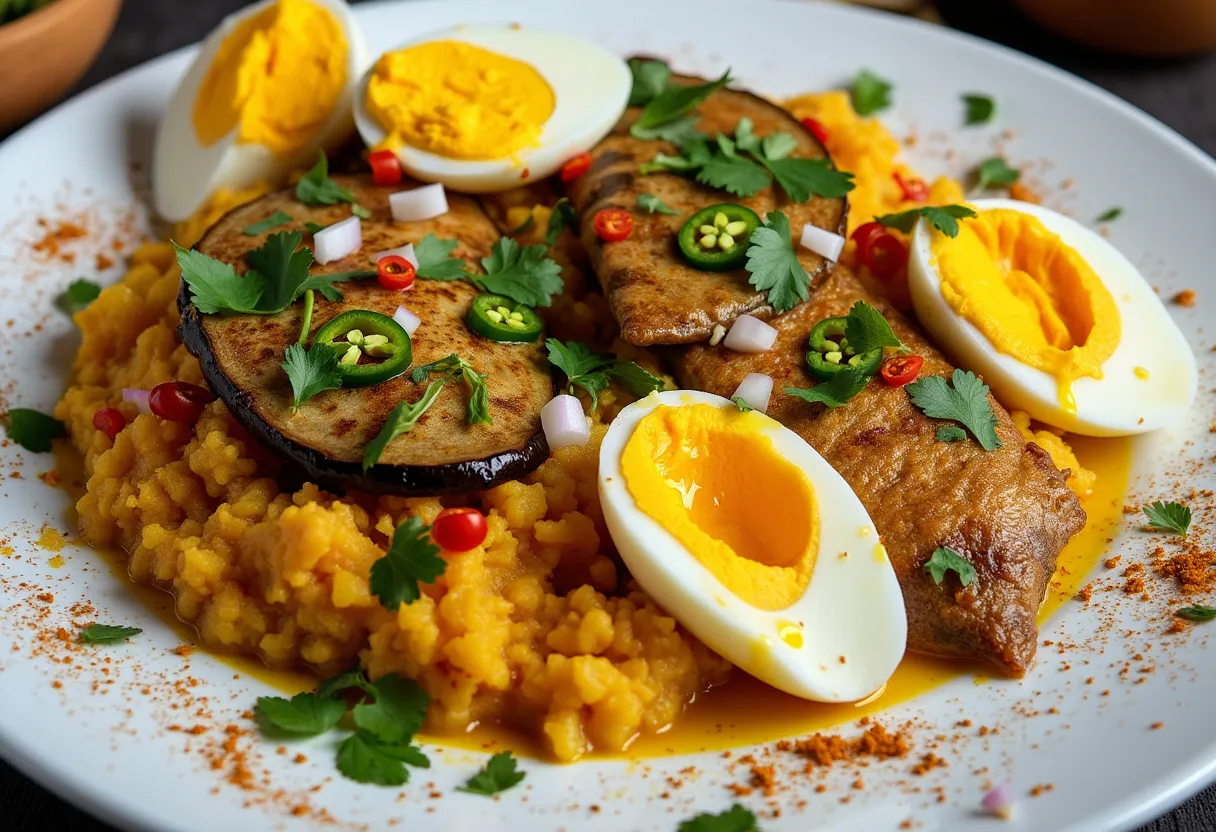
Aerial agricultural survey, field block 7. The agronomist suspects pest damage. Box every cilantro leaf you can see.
[545,197,578,247]
[631,115,706,144]
[762,157,855,202]
[784,367,871,408]
[637,194,681,216]
[962,93,995,126]
[975,156,1020,190]
[281,343,341,409]
[731,396,754,413]
[176,243,263,314]
[352,674,429,744]
[369,516,446,610]
[679,804,760,832]
[304,221,327,235]
[245,231,314,312]
[296,151,370,216]
[744,211,810,313]
[362,379,447,470]
[851,69,892,116]
[317,666,376,700]
[935,425,967,443]
[631,69,732,139]
[337,731,428,786]
[474,237,563,307]
[1097,207,1123,223]
[458,751,526,796]
[544,339,660,410]
[761,132,799,161]
[256,692,347,736]
[628,58,671,107]
[924,546,976,587]
[844,300,902,354]
[877,205,976,238]
[606,360,665,399]
[1176,605,1216,623]
[296,268,378,304]
[414,233,467,280]
[78,624,142,644]
[58,278,101,314]
[6,408,66,453]
[1143,501,1191,536]
[507,213,535,235]
[696,153,770,197]
[242,210,293,236]
[411,354,492,425]
[906,370,1002,451]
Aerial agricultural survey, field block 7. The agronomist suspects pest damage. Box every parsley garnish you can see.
[1143,501,1191,536]
[337,730,429,786]
[1097,207,1123,223]
[906,369,1002,451]
[370,516,446,610]
[296,151,371,218]
[637,194,680,215]
[935,425,967,443]
[5,408,65,453]
[975,156,1020,190]
[413,233,467,280]
[242,210,293,236]
[58,278,101,314]
[411,354,493,424]
[924,546,976,587]
[731,396,754,413]
[317,665,376,700]
[962,93,995,126]
[78,624,142,645]
[784,367,871,408]
[458,751,527,796]
[851,69,892,116]
[361,380,447,471]
[744,210,810,313]
[876,205,977,238]
[352,674,430,744]
[545,198,577,246]
[545,339,664,411]
[304,221,327,235]
[470,237,563,307]
[844,300,903,354]
[281,343,341,409]
[1177,605,1216,623]
[507,213,535,235]
[256,691,347,736]
[679,804,760,832]
[631,69,732,140]
[628,58,672,107]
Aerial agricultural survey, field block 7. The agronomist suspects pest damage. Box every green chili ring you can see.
[805,316,882,381]
[314,310,413,387]
[677,203,763,271]
[466,294,544,343]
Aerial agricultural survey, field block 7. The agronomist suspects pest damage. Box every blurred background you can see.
[0,0,1213,828]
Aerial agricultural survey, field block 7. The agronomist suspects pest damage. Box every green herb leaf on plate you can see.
[296,151,370,217]
[962,93,995,126]
[176,243,263,314]
[1097,207,1123,223]
[851,69,892,116]
[906,370,1002,451]
[545,338,661,411]
[924,546,977,587]
[876,204,977,238]
[637,194,681,215]
[474,237,563,308]
[58,278,101,315]
[1143,501,1191,536]
[678,803,760,832]
[844,300,903,354]
[337,730,428,786]
[628,58,672,107]
[784,367,872,409]
[631,69,732,139]
[352,674,429,744]
[1176,605,1216,623]
[281,343,342,409]
[410,354,492,425]
[5,408,66,453]
[369,515,446,610]
[631,114,706,144]
[362,379,448,470]
[413,233,467,280]
[974,156,1020,190]
[935,425,967,443]
[242,211,293,236]
[255,692,347,736]
[78,624,142,645]
[744,210,810,313]
[545,197,578,247]
[731,396,754,413]
[304,221,327,235]
[316,666,376,700]
[458,751,527,796]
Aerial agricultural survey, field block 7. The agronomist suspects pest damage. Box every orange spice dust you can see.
[1171,289,1196,307]
[31,219,88,261]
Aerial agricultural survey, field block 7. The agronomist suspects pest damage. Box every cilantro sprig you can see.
[628,58,672,107]
[924,546,976,587]
[545,197,577,246]
[1143,501,1191,536]
[545,339,664,411]
[631,68,732,142]
[296,151,371,218]
[843,300,903,354]
[1176,605,1216,623]
[1097,207,1123,223]
[784,367,871,409]
[413,233,466,280]
[974,156,1020,191]
[242,211,293,236]
[5,408,66,452]
[281,343,342,409]
[256,691,347,736]
[851,69,892,116]
[906,369,1002,451]
[744,210,810,313]
[58,278,101,315]
[962,93,995,126]
[935,425,967,443]
[876,205,977,238]
[679,804,760,832]
[637,194,680,216]
[458,751,527,796]
[78,624,142,645]
[470,237,563,307]
[370,516,446,610]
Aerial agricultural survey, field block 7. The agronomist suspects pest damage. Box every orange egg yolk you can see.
[931,208,1121,413]
[620,403,818,610]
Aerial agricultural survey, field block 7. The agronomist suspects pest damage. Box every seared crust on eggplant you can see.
[179,176,554,496]
[566,70,847,346]
[670,266,1086,676]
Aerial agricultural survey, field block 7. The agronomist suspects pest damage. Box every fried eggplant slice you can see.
[566,70,847,346]
[670,266,1086,676]
[179,176,553,496]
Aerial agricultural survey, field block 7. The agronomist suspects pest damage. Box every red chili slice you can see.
[368,149,403,186]
[92,407,126,440]
[801,116,830,145]
[560,152,593,183]
[431,507,488,552]
[894,171,929,203]
[850,221,886,257]
[377,255,416,292]
[593,208,634,242]
[881,355,924,387]
[148,382,216,423]
[864,233,908,280]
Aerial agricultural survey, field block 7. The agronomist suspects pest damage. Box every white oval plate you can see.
[1,1,1213,830]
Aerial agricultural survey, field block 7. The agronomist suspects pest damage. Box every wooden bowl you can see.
[1015,0,1216,56]
[0,0,122,133]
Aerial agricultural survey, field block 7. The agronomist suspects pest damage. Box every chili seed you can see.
[699,224,717,236]
[699,234,717,249]
[507,319,527,330]
[345,329,364,346]
[486,309,504,323]
[713,212,729,228]
[825,350,843,364]
[340,345,361,365]
[719,234,736,250]
[724,220,748,236]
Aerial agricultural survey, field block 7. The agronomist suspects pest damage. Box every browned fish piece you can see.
[670,266,1086,676]
[566,71,847,347]
[180,176,553,495]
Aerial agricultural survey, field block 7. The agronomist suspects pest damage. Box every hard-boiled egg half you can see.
[908,199,1197,436]
[599,391,907,703]
[153,0,369,222]
[353,26,630,193]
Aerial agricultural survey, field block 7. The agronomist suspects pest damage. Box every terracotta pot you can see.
[0,0,123,133]
[1015,0,1216,56]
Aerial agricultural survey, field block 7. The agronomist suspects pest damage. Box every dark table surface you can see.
[2,0,1215,829]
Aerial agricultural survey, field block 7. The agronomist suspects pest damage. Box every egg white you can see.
[908,198,1198,436]
[152,0,369,222]
[353,26,630,193]
[598,391,907,703]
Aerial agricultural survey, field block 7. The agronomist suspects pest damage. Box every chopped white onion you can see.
[731,373,774,414]
[800,222,846,262]
[374,243,418,271]
[389,183,448,223]
[122,388,150,414]
[392,305,421,336]
[723,315,778,353]
[541,394,590,451]
[981,780,1015,819]
[314,215,361,265]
